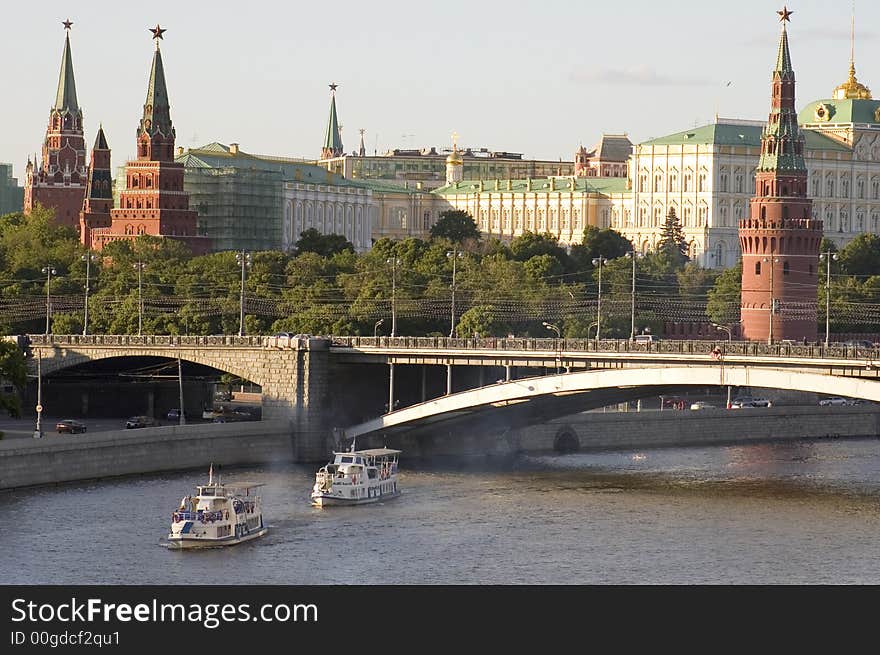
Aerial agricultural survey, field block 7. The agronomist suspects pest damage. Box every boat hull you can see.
[311,490,400,507]
[167,527,268,549]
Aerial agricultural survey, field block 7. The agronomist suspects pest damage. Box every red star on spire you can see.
[149,24,166,41]
[329,82,338,92]
[62,19,73,30]
[777,6,793,22]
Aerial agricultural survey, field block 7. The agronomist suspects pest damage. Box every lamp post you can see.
[542,321,562,374]
[591,256,608,343]
[712,323,732,344]
[81,252,97,336]
[386,257,400,337]
[588,321,598,341]
[819,251,839,348]
[235,250,252,337]
[42,265,56,335]
[133,261,146,336]
[625,251,643,340]
[374,318,384,338]
[712,322,733,409]
[34,349,43,439]
[762,256,780,345]
[447,248,464,338]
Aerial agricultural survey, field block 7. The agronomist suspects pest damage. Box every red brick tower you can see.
[574,144,590,177]
[94,25,210,254]
[79,126,112,248]
[740,7,822,343]
[24,20,88,228]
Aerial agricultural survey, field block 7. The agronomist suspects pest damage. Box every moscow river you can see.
[2,437,880,584]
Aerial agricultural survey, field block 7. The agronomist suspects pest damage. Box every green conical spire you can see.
[139,45,173,136]
[54,31,79,113]
[774,23,793,75]
[322,83,343,157]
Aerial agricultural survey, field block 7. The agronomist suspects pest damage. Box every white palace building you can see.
[432,57,880,269]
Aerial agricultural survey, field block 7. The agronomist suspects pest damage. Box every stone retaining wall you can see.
[395,406,880,457]
[0,420,292,490]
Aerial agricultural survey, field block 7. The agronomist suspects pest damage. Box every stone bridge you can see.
[14,334,880,460]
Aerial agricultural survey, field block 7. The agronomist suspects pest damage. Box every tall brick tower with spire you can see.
[79,126,112,248]
[94,25,209,254]
[740,7,822,343]
[24,19,88,228]
[321,83,344,159]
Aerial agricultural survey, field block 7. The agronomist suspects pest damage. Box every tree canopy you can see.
[429,210,480,244]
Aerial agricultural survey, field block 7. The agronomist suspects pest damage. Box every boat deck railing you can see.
[172,510,225,523]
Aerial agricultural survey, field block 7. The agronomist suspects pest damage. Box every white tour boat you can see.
[167,466,267,549]
[310,447,401,507]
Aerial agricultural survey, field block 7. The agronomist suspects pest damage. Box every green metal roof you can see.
[323,93,343,155]
[177,143,351,184]
[774,25,793,76]
[798,98,880,125]
[432,176,628,196]
[640,121,849,152]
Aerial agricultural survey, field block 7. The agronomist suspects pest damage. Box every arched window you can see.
[755,261,761,275]
[783,261,790,275]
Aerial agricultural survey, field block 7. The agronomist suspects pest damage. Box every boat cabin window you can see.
[340,456,353,463]
[367,468,378,479]
[356,457,363,464]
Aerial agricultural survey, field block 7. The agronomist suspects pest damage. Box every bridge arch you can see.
[31,346,269,387]
[345,366,880,439]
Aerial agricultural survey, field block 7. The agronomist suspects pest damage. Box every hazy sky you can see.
[3,0,877,179]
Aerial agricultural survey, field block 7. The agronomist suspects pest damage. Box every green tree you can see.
[578,225,633,261]
[706,260,742,326]
[509,232,568,263]
[429,210,480,244]
[294,228,354,257]
[654,208,689,272]
[838,233,880,279]
[455,304,508,337]
[0,340,27,418]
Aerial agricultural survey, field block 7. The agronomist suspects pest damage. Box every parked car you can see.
[125,415,159,429]
[690,401,715,410]
[730,396,772,408]
[166,408,189,421]
[56,419,87,434]
[661,395,688,410]
[633,334,656,344]
[818,397,850,406]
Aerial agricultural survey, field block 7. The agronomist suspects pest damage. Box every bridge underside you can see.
[372,385,687,440]
[344,366,880,441]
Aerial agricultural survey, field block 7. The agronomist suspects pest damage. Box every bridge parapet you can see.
[329,335,878,362]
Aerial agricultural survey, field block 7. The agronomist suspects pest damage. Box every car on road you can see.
[818,397,850,406]
[125,415,159,429]
[56,419,87,434]
[690,401,715,410]
[730,396,772,408]
[166,408,189,421]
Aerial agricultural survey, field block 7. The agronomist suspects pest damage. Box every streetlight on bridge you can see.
[447,248,464,338]
[82,251,98,336]
[762,256,780,345]
[133,261,146,336]
[591,256,608,344]
[625,250,644,341]
[236,250,252,337]
[42,265,57,335]
[386,257,401,337]
[374,318,384,338]
[542,321,562,374]
[819,251,839,348]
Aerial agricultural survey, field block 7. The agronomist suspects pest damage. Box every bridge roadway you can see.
[15,334,880,455]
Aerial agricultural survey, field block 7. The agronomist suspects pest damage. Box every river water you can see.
[2,437,880,584]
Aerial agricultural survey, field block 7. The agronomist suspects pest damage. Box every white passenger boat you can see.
[310,447,401,507]
[167,466,267,549]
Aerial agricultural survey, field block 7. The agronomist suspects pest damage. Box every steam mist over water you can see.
[2,437,880,584]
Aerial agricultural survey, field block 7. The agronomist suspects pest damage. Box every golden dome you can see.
[833,63,872,100]
[446,147,463,166]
